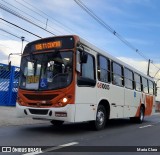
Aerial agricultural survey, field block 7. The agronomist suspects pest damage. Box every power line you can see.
[0,18,42,38]
[14,0,48,21]
[18,0,91,40]
[1,0,63,35]
[74,0,148,60]
[20,0,74,34]
[0,2,56,36]
[74,0,160,71]
[2,0,90,42]
[0,28,29,42]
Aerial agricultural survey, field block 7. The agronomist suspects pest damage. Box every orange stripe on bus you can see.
[145,95,153,116]
[135,94,153,117]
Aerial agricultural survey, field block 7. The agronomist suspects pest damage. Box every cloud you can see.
[119,57,148,74]
[119,57,160,78]
[0,40,26,66]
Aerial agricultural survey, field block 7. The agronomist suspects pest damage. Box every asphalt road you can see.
[0,114,160,155]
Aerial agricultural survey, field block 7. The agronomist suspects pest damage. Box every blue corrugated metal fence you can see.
[0,63,20,106]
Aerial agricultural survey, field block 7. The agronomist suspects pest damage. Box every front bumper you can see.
[16,103,76,122]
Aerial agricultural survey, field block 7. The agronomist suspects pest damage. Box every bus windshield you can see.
[19,50,73,90]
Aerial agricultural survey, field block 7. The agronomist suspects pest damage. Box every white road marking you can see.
[23,142,78,155]
[139,125,153,129]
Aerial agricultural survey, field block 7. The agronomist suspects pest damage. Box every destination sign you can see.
[34,41,61,51]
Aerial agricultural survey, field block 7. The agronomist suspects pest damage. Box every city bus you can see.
[16,35,156,130]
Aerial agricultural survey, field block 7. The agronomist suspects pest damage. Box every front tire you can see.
[90,105,106,130]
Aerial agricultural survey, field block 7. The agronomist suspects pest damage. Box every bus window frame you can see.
[134,72,142,92]
[124,67,134,90]
[142,76,149,94]
[111,61,124,87]
[97,54,111,84]
[148,80,154,95]
[77,51,96,87]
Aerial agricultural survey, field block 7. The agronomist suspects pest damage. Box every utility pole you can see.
[147,59,151,76]
[21,36,25,54]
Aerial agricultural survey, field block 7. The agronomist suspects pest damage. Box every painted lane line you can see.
[23,142,79,155]
[139,125,153,129]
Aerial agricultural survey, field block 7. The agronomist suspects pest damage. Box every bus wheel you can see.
[91,105,106,130]
[137,106,145,123]
[50,120,64,126]
[130,106,145,123]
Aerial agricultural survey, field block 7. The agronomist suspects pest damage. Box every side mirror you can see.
[81,52,88,63]
[77,45,88,63]
[76,50,81,73]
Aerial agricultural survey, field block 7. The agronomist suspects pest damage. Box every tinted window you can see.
[142,77,149,93]
[98,55,110,83]
[112,62,123,86]
[134,73,141,91]
[124,68,134,89]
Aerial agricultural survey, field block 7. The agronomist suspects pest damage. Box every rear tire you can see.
[137,106,145,123]
[90,105,106,130]
[130,106,144,123]
[50,120,64,126]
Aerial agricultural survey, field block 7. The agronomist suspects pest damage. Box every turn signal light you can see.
[54,95,72,107]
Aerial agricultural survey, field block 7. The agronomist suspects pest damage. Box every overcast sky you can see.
[1,0,160,98]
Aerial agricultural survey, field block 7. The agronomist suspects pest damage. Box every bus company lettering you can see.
[97,82,110,90]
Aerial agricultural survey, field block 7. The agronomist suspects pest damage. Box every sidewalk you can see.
[0,106,48,127]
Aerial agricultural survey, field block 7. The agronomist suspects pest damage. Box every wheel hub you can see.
[97,110,104,126]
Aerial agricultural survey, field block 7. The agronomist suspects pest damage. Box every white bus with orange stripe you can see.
[16,35,156,130]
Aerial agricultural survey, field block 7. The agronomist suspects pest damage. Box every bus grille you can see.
[24,94,58,101]
[28,103,52,107]
[29,109,49,115]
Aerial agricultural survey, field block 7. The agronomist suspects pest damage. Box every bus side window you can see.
[97,55,110,83]
[112,62,123,87]
[124,68,134,89]
[149,80,153,95]
[134,73,141,91]
[142,77,149,93]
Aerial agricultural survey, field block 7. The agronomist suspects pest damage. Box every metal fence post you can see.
[7,66,14,106]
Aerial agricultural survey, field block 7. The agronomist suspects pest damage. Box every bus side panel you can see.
[74,86,97,122]
[124,90,141,117]
[109,85,124,118]
[134,93,155,117]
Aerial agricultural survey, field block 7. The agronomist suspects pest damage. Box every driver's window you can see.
[81,54,95,80]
